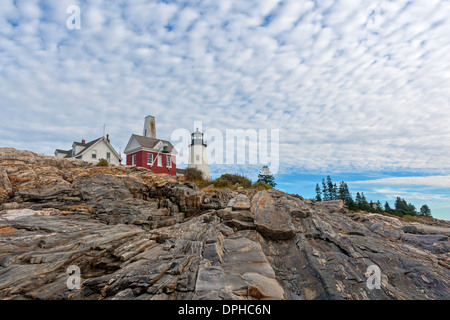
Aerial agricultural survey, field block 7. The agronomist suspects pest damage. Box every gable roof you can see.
[72,138,102,157]
[55,149,70,154]
[124,134,177,154]
[56,137,122,161]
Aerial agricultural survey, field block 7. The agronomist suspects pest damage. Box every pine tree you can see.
[361,192,367,203]
[393,197,417,216]
[322,178,329,201]
[384,201,391,212]
[338,182,346,200]
[355,192,361,203]
[360,192,370,211]
[407,203,417,216]
[315,183,322,202]
[332,183,338,200]
[369,200,375,212]
[376,200,383,212]
[326,176,334,200]
[420,204,431,217]
[257,166,277,187]
[337,181,354,208]
[394,197,407,211]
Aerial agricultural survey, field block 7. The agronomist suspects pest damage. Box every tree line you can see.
[314,176,432,217]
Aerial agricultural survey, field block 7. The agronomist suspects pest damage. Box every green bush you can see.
[252,181,272,190]
[185,167,205,181]
[402,215,419,223]
[97,158,109,167]
[212,173,252,189]
[212,177,231,188]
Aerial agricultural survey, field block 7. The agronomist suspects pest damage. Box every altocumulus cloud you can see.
[0,0,449,175]
[353,175,450,188]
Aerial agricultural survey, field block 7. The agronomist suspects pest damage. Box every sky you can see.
[0,0,449,220]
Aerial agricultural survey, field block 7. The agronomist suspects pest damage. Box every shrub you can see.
[185,167,205,182]
[212,174,252,189]
[196,180,213,188]
[97,158,109,167]
[402,215,419,223]
[252,181,272,190]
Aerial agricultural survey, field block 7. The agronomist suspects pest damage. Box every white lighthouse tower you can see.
[188,128,209,179]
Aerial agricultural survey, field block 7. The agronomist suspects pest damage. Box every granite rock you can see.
[0,148,449,300]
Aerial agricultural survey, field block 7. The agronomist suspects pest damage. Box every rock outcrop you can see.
[0,148,449,300]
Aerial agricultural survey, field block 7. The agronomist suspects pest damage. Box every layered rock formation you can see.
[0,148,449,300]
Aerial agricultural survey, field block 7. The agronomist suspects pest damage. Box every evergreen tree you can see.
[369,200,375,212]
[361,192,367,203]
[346,187,356,210]
[376,200,383,212]
[257,166,277,188]
[355,192,362,203]
[420,204,431,217]
[332,183,338,200]
[393,197,417,216]
[407,203,417,215]
[384,201,391,212]
[326,176,334,200]
[338,182,346,200]
[315,183,322,202]
[346,197,357,211]
[360,192,370,211]
[394,197,408,211]
[322,178,329,201]
[337,181,355,209]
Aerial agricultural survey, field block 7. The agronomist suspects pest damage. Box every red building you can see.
[123,116,178,176]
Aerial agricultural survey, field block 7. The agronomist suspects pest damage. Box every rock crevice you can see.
[0,148,449,300]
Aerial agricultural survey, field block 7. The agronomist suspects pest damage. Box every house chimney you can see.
[106,134,110,143]
[82,138,85,144]
[143,115,156,138]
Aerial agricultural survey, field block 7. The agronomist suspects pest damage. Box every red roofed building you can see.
[123,116,177,176]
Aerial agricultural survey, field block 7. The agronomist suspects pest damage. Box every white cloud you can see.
[353,175,450,188]
[0,0,449,177]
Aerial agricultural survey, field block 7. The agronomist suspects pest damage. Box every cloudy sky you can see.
[0,0,449,219]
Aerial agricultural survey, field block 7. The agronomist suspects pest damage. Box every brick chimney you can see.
[82,138,85,144]
[106,134,110,143]
[143,115,156,138]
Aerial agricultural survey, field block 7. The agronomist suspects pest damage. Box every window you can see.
[106,152,111,163]
[92,150,97,159]
[157,154,162,167]
[166,155,172,168]
[147,153,153,166]
[196,155,200,162]
[132,154,136,166]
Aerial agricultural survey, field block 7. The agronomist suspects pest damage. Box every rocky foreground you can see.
[0,148,449,300]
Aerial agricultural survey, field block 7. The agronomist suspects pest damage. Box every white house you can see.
[55,135,122,165]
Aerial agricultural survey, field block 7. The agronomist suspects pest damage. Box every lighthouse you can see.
[188,128,210,179]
